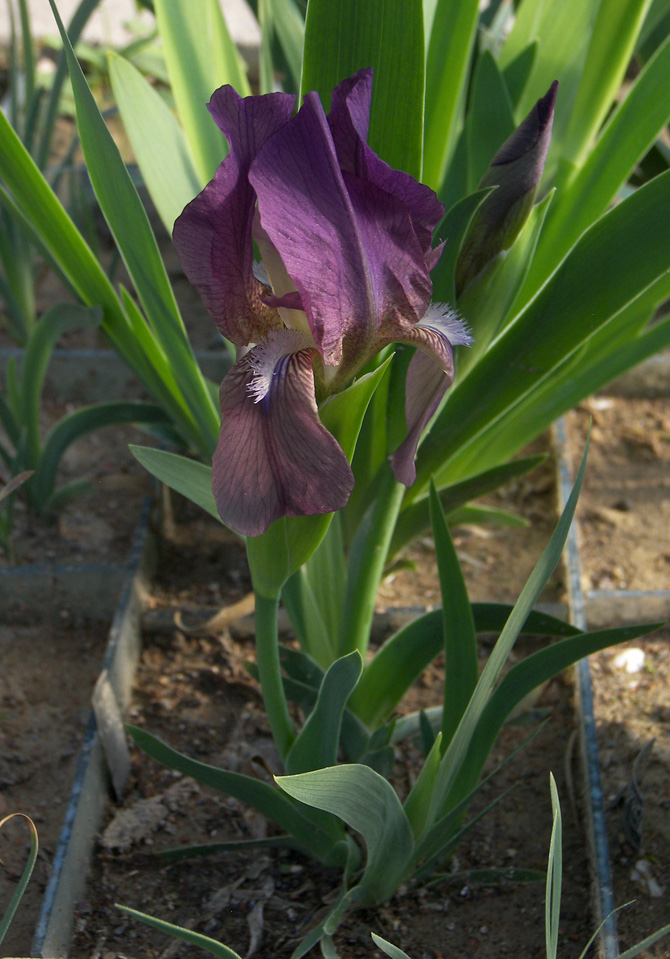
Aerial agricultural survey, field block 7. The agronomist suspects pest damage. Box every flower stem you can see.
[338,464,405,658]
[254,592,295,762]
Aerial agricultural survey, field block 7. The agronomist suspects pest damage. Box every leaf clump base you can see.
[71,618,592,959]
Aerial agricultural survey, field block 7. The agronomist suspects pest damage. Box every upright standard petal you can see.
[389,307,472,486]
[173,86,294,346]
[327,70,445,260]
[212,335,354,536]
[249,92,432,373]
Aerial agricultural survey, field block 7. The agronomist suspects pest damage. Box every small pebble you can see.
[612,648,645,673]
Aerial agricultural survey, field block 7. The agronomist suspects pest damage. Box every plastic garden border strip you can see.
[0,347,231,406]
[30,499,155,959]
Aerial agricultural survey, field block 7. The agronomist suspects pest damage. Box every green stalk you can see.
[339,464,405,658]
[254,593,295,762]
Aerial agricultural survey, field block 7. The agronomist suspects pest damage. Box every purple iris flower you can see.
[174,69,471,537]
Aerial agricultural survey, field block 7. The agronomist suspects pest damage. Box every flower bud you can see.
[455,81,558,296]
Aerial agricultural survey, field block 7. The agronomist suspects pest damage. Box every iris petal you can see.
[213,336,354,536]
[390,307,472,485]
[250,91,433,374]
[173,86,294,346]
[328,69,445,260]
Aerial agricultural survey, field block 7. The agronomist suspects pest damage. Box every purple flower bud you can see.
[455,81,558,296]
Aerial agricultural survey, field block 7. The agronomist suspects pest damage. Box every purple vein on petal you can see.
[213,348,354,536]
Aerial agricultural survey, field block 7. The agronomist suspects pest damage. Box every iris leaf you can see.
[423,0,481,190]
[302,0,424,178]
[277,764,415,904]
[153,0,250,185]
[429,483,478,749]
[415,167,670,490]
[285,652,363,774]
[128,725,345,861]
[108,52,202,233]
[524,31,670,301]
[129,446,221,522]
[117,906,243,959]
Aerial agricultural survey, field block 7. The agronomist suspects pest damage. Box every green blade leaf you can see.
[285,652,363,774]
[465,50,515,190]
[416,167,670,489]
[501,42,538,110]
[502,0,599,160]
[429,482,478,749]
[270,0,305,92]
[455,279,670,476]
[127,725,343,860]
[36,0,101,170]
[158,835,300,861]
[117,905,243,959]
[472,603,580,637]
[301,512,346,661]
[546,773,562,959]
[371,933,412,959]
[348,609,442,727]
[301,0,424,178]
[392,454,544,553]
[108,52,202,234]
[456,190,553,374]
[19,304,102,467]
[349,601,574,731]
[425,440,589,831]
[561,0,651,169]
[524,32,670,300]
[616,925,670,959]
[423,0,481,190]
[430,187,495,306]
[153,0,250,185]
[0,109,121,319]
[403,733,442,838]
[0,814,38,948]
[277,764,415,904]
[462,622,662,806]
[31,402,168,510]
[130,446,221,523]
[411,721,548,869]
[48,0,219,456]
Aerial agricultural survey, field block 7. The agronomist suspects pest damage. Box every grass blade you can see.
[108,52,202,233]
[154,0,250,185]
[429,483,478,749]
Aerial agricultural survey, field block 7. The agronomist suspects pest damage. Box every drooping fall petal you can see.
[173,86,294,346]
[455,81,558,295]
[390,307,472,486]
[212,335,354,536]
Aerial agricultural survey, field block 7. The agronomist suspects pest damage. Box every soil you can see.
[0,412,153,570]
[568,397,670,594]
[0,616,110,954]
[591,631,670,958]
